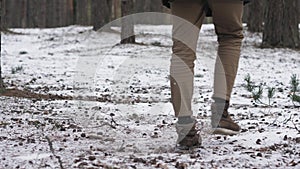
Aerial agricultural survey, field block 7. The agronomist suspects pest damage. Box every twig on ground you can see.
[110,117,118,129]
[117,140,125,152]
[282,114,293,125]
[268,116,279,127]
[291,120,300,134]
[45,136,64,169]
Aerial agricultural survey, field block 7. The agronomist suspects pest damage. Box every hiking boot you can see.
[175,118,202,150]
[211,99,241,135]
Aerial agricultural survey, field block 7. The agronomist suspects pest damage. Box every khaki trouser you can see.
[170,0,244,117]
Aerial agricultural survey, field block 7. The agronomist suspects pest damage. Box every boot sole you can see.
[212,128,240,136]
[175,137,202,152]
[174,144,202,153]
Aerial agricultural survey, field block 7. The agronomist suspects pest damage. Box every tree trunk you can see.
[46,0,55,27]
[26,0,36,27]
[60,0,69,26]
[25,0,47,28]
[112,0,121,20]
[66,0,74,25]
[1,0,77,28]
[75,0,90,25]
[0,0,6,30]
[10,0,23,27]
[92,0,112,31]
[298,0,300,23]
[0,0,5,89]
[135,0,163,24]
[135,0,162,12]
[63,0,71,26]
[0,46,3,89]
[121,0,135,44]
[247,0,264,32]
[56,0,64,26]
[20,0,27,28]
[40,0,47,27]
[262,0,299,48]
[0,54,3,90]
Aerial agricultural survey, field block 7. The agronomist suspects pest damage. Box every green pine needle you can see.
[291,94,300,103]
[290,74,299,93]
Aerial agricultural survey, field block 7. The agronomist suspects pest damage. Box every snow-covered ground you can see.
[1,24,300,168]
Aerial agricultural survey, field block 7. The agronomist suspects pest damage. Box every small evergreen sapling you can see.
[267,87,275,105]
[290,74,300,105]
[252,84,263,103]
[244,73,254,92]
[11,66,23,74]
[243,74,275,106]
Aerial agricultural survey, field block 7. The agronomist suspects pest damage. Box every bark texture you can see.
[247,0,264,32]
[263,0,299,48]
[121,0,135,44]
[92,0,112,31]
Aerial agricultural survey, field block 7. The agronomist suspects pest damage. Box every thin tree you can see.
[75,0,90,26]
[0,0,5,91]
[247,0,264,32]
[0,0,6,31]
[0,50,4,90]
[92,0,112,31]
[135,0,163,24]
[262,0,299,48]
[0,0,5,90]
[298,0,300,23]
[46,0,56,27]
[112,0,121,20]
[120,0,135,44]
[66,0,74,25]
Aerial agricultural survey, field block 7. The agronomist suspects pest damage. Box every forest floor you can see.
[1,25,300,169]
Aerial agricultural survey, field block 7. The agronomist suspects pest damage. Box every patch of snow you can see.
[1,24,299,168]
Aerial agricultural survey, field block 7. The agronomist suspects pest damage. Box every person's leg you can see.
[170,0,206,119]
[210,0,244,101]
[209,0,244,135]
[170,0,206,148]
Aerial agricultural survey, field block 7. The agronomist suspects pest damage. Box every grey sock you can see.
[178,116,194,124]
